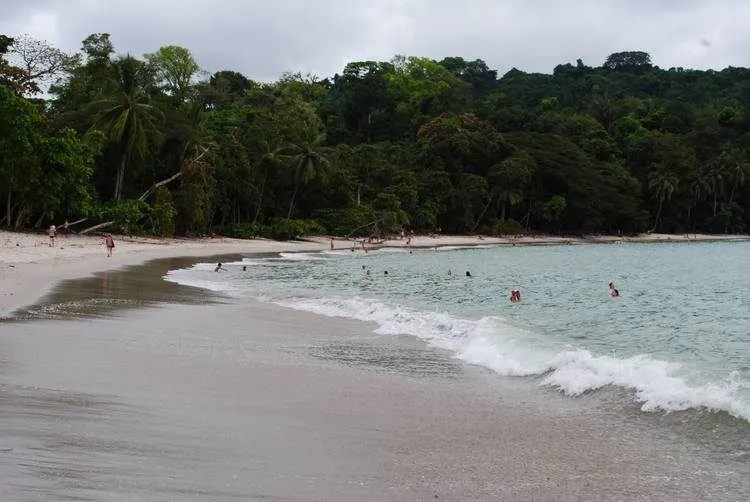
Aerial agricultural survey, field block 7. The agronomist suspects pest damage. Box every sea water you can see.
[165,241,750,424]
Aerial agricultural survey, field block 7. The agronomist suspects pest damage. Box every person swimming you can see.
[466,271,472,277]
[510,289,521,302]
[608,282,620,297]
[242,265,247,271]
[215,262,223,272]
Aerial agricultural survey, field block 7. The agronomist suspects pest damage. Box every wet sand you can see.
[1,261,749,501]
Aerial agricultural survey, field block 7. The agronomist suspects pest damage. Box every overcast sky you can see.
[2,0,748,81]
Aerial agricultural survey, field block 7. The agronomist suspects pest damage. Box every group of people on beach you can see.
[46,221,115,257]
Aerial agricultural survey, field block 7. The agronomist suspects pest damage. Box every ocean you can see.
[166,241,750,425]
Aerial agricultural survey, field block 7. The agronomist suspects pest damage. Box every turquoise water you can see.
[166,241,750,423]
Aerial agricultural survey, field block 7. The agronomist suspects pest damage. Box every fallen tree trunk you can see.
[139,171,183,202]
[80,221,114,234]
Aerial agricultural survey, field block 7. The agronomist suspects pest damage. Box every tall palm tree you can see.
[496,187,523,221]
[724,152,748,232]
[282,133,328,219]
[648,168,678,232]
[252,140,285,224]
[89,55,163,201]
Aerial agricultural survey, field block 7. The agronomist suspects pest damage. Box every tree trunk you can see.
[4,190,10,227]
[650,199,664,233]
[80,221,115,234]
[14,207,26,229]
[713,193,717,217]
[139,171,183,201]
[114,154,127,201]
[471,193,494,233]
[287,183,299,219]
[725,180,738,233]
[253,167,268,224]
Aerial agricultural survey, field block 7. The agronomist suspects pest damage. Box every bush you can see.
[150,188,177,237]
[267,218,326,240]
[216,222,268,239]
[494,219,524,236]
[316,206,373,236]
[99,199,150,235]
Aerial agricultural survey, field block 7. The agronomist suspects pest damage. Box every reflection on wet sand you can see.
[6,255,240,322]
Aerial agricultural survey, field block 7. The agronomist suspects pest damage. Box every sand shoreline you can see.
[2,229,748,315]
[2,265,748,499]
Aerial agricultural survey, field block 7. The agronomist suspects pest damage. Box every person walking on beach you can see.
[104,234,115,257]
[330,238,334,250]
[48,225,56,247]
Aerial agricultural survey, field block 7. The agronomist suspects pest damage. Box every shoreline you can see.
[2,229,749,315]
[0,232,328,316]
[2,262,748,499]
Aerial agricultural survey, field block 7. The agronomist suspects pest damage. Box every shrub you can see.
[268,218,326,240]
[316,206,373,236]
[494,218,524,236]
[150,188,177,237]
[99,199,150,235]
[216,222,267,239]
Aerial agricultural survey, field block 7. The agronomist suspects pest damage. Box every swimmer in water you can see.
[215,262,223,272]
[510,289,521,302]
[242,265,247,271]
[466,271,472,277]
[608,282,620,297]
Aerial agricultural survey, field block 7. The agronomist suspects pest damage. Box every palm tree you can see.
[496,187,523,221]
[89,55,163,201]
[648,168,678,232]
[724,152,748,232]
[252,140,285,224]
[282,133,328,219]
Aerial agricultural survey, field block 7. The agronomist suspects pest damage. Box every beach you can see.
[2,230,750,500]
[3,229,748,316]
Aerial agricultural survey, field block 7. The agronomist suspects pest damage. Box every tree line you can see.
[2,35,749,238]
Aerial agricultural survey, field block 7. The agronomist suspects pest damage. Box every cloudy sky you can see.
[2,0,748,81]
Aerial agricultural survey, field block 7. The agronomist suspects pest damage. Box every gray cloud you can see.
[1,0,749,82]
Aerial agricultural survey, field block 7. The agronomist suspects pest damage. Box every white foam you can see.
[163,264,242,296]
[273,294,750,422]
[278,252,327,261]
[163,265,750,423]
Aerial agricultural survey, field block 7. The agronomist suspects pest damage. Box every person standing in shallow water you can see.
[510,289,521,302]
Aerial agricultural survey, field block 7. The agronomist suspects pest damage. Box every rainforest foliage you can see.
[2,34,750,237]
